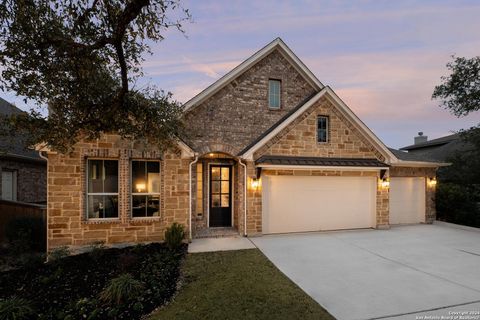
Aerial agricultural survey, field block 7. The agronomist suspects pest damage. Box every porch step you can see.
[194,227,239,239]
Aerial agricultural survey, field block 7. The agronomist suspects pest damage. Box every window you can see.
[131,161,160,218]
[1,170,17,201]
[268,79,281,109]
[196,163,203,216]
[317,116,329,143]
[87,160,118,219]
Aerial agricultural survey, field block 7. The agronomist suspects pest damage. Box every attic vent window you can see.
[268,79,281,109]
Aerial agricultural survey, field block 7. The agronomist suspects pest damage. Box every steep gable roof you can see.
[183,38,324,112]
[239,86,398,164]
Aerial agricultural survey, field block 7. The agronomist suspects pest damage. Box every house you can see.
[40,38,447,250]
[0,97,46,203]
[400,132,469,162]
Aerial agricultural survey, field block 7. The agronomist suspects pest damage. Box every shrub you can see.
[48,246,71,261]
[164,222,185,250]
[99,273,144,304]
[6,216,45,253]
[436,183,480,227]
[0,296,35,320]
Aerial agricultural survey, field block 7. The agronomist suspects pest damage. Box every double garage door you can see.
[262,176,377,234]
[262,175,426,234]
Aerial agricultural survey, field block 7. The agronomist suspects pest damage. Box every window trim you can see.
[317,115,329,143]
[130,160,161,219]
[268,79,281,109]
[85,158,120,221]
[1,169,17,201]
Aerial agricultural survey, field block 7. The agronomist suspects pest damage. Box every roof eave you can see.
[183,38,324,112]
[391,160,451,168]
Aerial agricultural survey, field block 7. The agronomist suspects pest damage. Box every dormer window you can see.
[268,79,281,109]
[317,116,329,143]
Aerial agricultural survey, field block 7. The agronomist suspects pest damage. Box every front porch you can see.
[191,152,247,239]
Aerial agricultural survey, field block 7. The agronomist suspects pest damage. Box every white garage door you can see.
[389,177,425,224]
[262,175,376,234]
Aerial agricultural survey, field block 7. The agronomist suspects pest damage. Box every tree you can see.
[432,55,480,184]
[0,0,191,152]
[432,55,480,117]
[433,55,480,227]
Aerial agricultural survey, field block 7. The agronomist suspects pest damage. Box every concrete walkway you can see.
[188,236,255,253]
[251,224,480,320]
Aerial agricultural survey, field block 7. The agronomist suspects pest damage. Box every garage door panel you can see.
[262,176,376,234]
[389,177,425,224]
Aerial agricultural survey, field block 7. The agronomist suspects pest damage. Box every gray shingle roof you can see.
[400,133,459,151]
[0,97,44,162]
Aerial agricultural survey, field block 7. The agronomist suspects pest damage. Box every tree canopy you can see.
[0,0,191,152]
[433,55,480,183]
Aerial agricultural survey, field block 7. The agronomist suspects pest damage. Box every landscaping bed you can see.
[0,243,186,319]
[151,249,334,320]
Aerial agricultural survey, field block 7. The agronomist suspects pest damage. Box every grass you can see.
[150,249,334,320]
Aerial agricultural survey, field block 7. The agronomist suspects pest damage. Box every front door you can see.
[209,165,232,227]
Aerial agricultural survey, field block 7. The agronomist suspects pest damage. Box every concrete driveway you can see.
[251,223,480,320]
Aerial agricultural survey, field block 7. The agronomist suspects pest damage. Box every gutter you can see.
[238,158,248,237]
[188,155,199,241]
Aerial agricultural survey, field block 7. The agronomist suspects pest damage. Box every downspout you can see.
[238,158,247,236]
[38,150,48,253]
[188,155,199,241]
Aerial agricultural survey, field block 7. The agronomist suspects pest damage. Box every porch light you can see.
[428,177,437,187]
[380,178,390,189]
[136,183,146,192]
[251,178,260,190]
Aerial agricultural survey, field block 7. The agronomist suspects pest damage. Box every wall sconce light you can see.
[428,177,437,187]
[251,178,260,190]
[380,178,390,189]
[136,183,146,192]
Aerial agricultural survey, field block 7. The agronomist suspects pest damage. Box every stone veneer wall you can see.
[254,97,385,161]
[0,159,47,203]
[47,134,190,250]
[184,49,317,155]
[390,166,437,223]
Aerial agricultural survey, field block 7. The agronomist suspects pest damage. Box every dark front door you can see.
[209,165,232,227]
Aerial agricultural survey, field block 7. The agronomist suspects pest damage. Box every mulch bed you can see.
[0,243,186,319]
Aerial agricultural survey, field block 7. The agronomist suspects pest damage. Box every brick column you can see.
[376,177,390,229]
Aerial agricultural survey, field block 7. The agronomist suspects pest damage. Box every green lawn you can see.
[150,249,334,320]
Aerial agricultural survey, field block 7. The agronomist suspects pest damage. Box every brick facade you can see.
[0,158,46,203]
[45,43,441,249]
[184,49,317,155]
[46,134,190,250]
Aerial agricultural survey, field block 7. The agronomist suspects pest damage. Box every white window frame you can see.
[268,79,281,109]
[130,160,161,219]
[86,159,119,220]
[317,115,329,143]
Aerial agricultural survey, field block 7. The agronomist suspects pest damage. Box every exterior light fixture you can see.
[428,177,437,187]
[136,183,146,192]
[380,178,390,189]
[251,178,260,190]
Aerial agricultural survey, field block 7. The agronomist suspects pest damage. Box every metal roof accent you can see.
[255,155,389,167]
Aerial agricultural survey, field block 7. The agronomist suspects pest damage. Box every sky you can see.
[2,0,480,149]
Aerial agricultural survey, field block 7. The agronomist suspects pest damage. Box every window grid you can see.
[131,160,161,218]
[86,159,119,219]
[269,79,281,109]
[317,116,329,143]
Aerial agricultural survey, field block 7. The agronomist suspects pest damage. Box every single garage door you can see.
[262,175,376,234]
[389,177,425,224]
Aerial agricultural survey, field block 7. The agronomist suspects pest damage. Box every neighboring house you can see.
[399,132,469,162]
[40,38,447,250]
[0,97,47,203]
